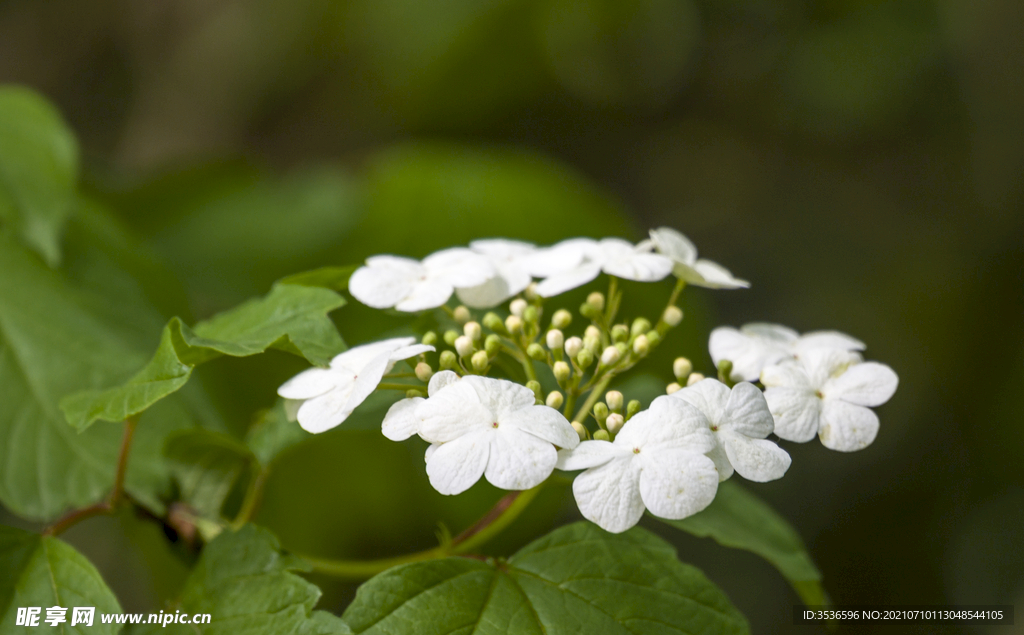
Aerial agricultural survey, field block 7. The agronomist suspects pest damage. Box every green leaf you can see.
[342,521,749,635]
[0,86,78,267]
[165,430,256,519]
[61,283,346,432]
[135,525,349,635]
[655,480,827,605]
[245,400,311,467]
[277,265,358,292]
[0,525,122,634]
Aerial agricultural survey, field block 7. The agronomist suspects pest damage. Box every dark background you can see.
[1,0,1022,633]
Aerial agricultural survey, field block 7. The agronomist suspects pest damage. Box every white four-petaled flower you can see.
[349,248,495,312]
[533,238,674,297]
[277,337,433,433]
[672,378,791,482]
[710,322,866,382]
[648,227,749,290]
[761,349,898,451]
[555,396,718,533]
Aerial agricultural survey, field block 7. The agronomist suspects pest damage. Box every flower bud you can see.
[527,342,546,361]
[483,312,506,333]
[553,361,571,382]
[421,331,438,346]
[605,390,623,412]
[505,315,524,334]
[593,402,609,423]
[580,302,600,319]
[463,321,482,342]
[546,391,564,409]
[453,305,471,324]
[673,357,693,381]
[510,298,528,317]
[717,359,734,383]
[439,350,458,370]
[576,348,594,369]
[626,399,641,419]
[484,333,501,356]
[663,306,683,326]
[546,329,564,351]
[666,382,682,394]
[564,336,583,358]
[585,325,601,340]
[455,335,475,357]
[593,429,611,442]
[523,306,540,326]
[686,372,706,386]
[414,362,434,382]
[601,346,621,366]
[551,309,572,329]
[406,388,425,399]
[443,329,460,346]
[632,334,650,356]
[615,342,629,357]
[611,324,629,343]
[471,350,490,372]
[605,413,624,435]
[524,282,540,301]
[584,335,602,355]
[526,380,543,400]
[630,317,652,338]
[587,291,605,312]
[645,330,661,347]
[572,421,589,442]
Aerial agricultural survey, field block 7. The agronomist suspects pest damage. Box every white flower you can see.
[278,337,434,433]
[648,227,749,289]
[672,378,791,482]
[454,239,538,309]
[348,248,495,312]
[533,238,674,297]
[380,370,460,441]
[555,396,718,533]
[710,322,866,382]
[411,375,580,494]
[761,348,898,451]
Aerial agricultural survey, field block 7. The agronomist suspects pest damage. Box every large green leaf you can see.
[342,521,749,635]
[0,86,78,267]
[133,525,349,635]
[655,480,826,605]
[61,284,346,432]
[0,525,122,634]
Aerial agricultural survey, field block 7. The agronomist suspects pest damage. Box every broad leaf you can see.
[0,525,122,634]
[165,430,256,519]
[61,283,346,431]
[277,265,358,292]
[0,86,78,267]
[245,400,311,467]
[134,525,349,635]
[342,521,749,635]
[655,480,827,605]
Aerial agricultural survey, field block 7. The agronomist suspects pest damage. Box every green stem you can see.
[572,374,614,423]
[605,276,619,325]
[230,466,268,530]
[376,383,419,391]
[666,278,685,311]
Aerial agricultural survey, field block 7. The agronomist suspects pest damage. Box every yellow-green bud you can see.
[510,298,528,317]
[524,282,540,301]
[439,350,458,370]
[553,361,571,382]
[471,350,490,372]
[527,342,546,361]
[611,324,629,343]
[406,388,425,399]
[631,317,652,337]
[576,348,594,369]
[546,329,564,351]
[666,382,682,394]
[686,372,706,386]
[483,312,506,333]
[584,325,601,340]
[422,331,438,346]
[626,400,641,419]
[463,321,482,341]
[546,391,564,409]
[522,305,539,325]
[645,330,661,347]
[601,346,621,366]
[593,402,609,423]
[587,291,605,312]
[564,336,583,358]
[615,341,629,357]
[453,305,471,324]
[717,359,734,383]
[415,362,434,382]
[484,334,501,356]
[572,421,589,441]
[526,380,543,400]
[443,329,460,346]
[593,429,611,442]
[505,315,524,334]
[632,334,650,356]
[605,390,623,412]
[673,357,693,381]
[552,309,572,329]
[584,335,602,355]
[663,306,684,327]
[580,302,600,319]
[605,413,624,435]
[455,335,475,357]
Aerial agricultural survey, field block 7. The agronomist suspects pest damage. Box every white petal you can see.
[525,241,588,277]
[690,259,750,289]
[338,352,393,418]
[394,279,456,312]
[417,380,491,443]
[796,347,863,388]
[600,238,673,281]
[484,428,557,490]
[330,337,418,372]
[760,361,812,389]
[277,367,343,400]
[423,247,495,288]
[425,430,491,495]
[706,443,734,481]
[819,400,879,451]
[469,238,536,260]
[638,448,719,520]
[741,323,799,342]
[427,370,461,396]
[763,387,821,443]
[719,430,791,482]
[534,263,602,297]
[709,326,790,382]
[463,375,537,418]
[501,405,579,449]
[389,343,435,361]
[823,362,898,407]
[424,443,441,463]
[616,396,715,453]
[296,386,355,433]
[571,456,646,533]
[556,440,628,471]
[455,274,515,309]
[795,331,865,354]
[649,227,698,266]
[381,397,424,441]
[348,258,419,309]
[672,378,730,427]
[722,381,775,438]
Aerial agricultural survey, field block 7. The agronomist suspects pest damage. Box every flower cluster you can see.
[277,226,899,534]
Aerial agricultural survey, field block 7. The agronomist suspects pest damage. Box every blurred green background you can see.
[1,0,1022,633]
